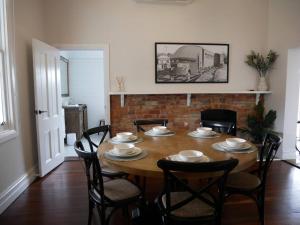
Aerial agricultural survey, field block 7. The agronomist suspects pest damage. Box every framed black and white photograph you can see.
[155,43,229,83]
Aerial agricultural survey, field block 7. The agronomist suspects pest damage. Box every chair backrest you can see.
[201,109,237,135]
[201,120,235,135]
[74,141,105,200]
[83,125,112,152]
[258,133,282,185]
[133,119,168,132]
[157,158,238,222]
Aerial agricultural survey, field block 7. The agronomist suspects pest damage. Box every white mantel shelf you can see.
[109,91,272,107]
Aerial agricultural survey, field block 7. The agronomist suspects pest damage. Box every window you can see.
[0,0,17,143]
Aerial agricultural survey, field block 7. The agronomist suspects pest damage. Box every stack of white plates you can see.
[145,126,174,136]
[212,141,253,153]
[110,132,138,143]
[188,130,218,138]
[107,143,143,158]
[167,150,210,163]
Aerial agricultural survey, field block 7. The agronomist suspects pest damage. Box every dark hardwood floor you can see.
[0,161,300,225]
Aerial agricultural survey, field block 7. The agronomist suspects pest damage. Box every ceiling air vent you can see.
[134,0,194,5]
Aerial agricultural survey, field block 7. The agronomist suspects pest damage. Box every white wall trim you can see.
[0,166,37,214]
[53,44,111,125]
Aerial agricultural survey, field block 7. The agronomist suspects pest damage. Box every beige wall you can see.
[44,0,268,93]
[43,0,300,138]
[0,0,46,193]
[266,0,300,132]
[266,0,300,158]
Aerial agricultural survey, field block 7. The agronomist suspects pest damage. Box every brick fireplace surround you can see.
[110,94,256,134]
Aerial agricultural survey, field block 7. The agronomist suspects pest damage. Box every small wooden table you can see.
[99,130,257,178]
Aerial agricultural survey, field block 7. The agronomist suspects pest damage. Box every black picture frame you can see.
[155,42,229,83]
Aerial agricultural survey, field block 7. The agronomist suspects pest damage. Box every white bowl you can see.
[196,127,213,135]
[226,138,246,148]
[152,126,168,134]
[116,132,133,141]
[178,150,203,162]
[113,143,135,155]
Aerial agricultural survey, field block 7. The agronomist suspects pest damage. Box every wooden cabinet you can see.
[63,104,88,140]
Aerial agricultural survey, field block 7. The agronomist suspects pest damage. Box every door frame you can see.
[54,44,111,125]
[282,47,300,159]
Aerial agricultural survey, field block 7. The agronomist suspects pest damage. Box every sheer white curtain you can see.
[297,77,300,139]
[0,50,5,126]
[0,0,17,138]
[0,0,5,127]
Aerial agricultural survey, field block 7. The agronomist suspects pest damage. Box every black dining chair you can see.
[156,158,238,225]
[133,119,168,132]
[74,141,144,225]
[83,125,127,178]
[200,109,236,135]
[225,133,282,225]
[201,120,235,135]
[133,119,169,191]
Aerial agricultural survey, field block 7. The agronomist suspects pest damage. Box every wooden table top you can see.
[99,130,257,178]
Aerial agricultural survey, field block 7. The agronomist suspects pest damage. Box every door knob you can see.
[38,110,48,114]
[35,110,48,115]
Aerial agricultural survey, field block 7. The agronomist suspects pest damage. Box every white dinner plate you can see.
[167,154,210,163]
[110,135,138,143]
[145,130,175,137]
[151,128,170,135]
[107,147,142,158]
[212,142,255,153]
[218,141,252,150]
[188,131,218,138]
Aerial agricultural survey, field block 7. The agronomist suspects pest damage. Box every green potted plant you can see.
[243,98,277,144]
[245,50,278,91]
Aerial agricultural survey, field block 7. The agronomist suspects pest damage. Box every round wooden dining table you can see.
[99,130,257,179]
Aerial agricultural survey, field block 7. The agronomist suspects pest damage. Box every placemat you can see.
[103,149,148,162]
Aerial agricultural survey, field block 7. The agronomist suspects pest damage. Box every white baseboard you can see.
[0,166,37,214]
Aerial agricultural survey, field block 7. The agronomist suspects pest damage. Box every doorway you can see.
[295,78,300,164]
[58,47,110,158]
[282,47,300,166]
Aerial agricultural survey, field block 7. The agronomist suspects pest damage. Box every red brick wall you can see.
[110,94,256,134]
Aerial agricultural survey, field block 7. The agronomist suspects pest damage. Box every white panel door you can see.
[32,39,64,177]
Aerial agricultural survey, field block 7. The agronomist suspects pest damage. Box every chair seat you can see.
[103,179,141,201]
[226,172,261,190]
[161,192,214,218]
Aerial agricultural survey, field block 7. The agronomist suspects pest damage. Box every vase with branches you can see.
[245,50,278,91]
